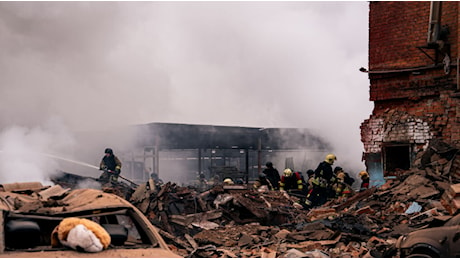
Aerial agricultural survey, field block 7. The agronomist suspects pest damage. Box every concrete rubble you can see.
[48,139,460,258]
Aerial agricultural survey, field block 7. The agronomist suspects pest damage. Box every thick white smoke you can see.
[0,118,76,184]
[0,2,372,183]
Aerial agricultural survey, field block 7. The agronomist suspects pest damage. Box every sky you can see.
[0,1,373,183]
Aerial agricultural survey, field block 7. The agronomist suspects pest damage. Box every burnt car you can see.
[395,213,460,257]
[0,182,181,258]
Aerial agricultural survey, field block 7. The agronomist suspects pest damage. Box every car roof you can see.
[0,182,181,258]
[0,184,133,215]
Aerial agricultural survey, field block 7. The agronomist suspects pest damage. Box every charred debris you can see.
[47,139,460,258]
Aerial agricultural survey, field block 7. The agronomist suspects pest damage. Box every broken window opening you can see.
[383,144,412,177]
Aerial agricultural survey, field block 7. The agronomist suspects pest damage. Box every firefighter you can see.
[263,161,281,190]
[334,166,355,187]
[253,173,274,190]
[305,153,337,208]
[359,170,370,191]
[333,171,355,201]
[279,168,303,192]
[223,178,234,185]
[99,148,122,184]
[305,169,315,191]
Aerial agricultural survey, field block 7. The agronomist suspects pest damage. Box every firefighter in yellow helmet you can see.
[305,153,337,208]
[325,153,337,164]
[279,168,303,192]
[333,171,355,201]
[359,170,370,191]
[223,178,235,185]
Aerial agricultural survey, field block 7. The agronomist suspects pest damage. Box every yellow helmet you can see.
[283,168,293,177]
[325,153,337,164]
[223,178,234,185]
[359,171,369,178]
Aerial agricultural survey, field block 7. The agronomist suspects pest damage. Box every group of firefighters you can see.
[97,148,371,210]
[254,153,370,209]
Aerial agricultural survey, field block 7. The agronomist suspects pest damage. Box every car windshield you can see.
[3,208,159,252]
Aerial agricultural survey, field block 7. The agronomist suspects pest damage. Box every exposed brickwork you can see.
[369,2,431,70]
[361,110,432,154]
[369,1,458,71]
[368,1,458,102]
[361,2,460,181]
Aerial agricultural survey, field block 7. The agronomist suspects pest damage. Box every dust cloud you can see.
[0,2,372,183]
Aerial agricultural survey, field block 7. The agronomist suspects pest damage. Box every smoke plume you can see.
[0,2,372,183]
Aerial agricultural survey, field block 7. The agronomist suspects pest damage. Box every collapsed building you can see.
[360,1,460,187]
[24,1,460,258]
[84,138,460,257]
[118,2,460,257]
[40,136,460,257]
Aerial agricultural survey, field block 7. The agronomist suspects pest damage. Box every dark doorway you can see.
[383,144,411,176]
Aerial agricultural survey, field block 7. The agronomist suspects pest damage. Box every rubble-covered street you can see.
[101,139,460,258]
[2,0,460,258]
[7,139,460,258]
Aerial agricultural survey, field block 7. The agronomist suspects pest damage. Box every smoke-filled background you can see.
[0,2,372,184]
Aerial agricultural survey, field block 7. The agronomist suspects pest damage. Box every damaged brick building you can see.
[360,1,460,187]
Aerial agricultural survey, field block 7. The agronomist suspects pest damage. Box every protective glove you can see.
[110,175,119,183]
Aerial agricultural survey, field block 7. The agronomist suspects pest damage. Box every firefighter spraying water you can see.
[98,148,122,185]
[25,150,138,187]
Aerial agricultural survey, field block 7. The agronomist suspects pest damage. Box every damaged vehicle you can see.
[395,213,460,258]
[0,182,181,258]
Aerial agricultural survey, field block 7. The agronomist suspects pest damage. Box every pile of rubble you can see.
[50,171,136,201]
[122,139,460,258]
[43,139,460,257]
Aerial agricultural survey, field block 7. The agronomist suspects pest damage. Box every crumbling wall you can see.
[361,111,432,153]
[361,109,434,186]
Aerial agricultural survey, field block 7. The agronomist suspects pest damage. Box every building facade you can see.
[361,1,460,186]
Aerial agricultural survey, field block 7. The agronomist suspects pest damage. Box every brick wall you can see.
[361,1,460,182]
